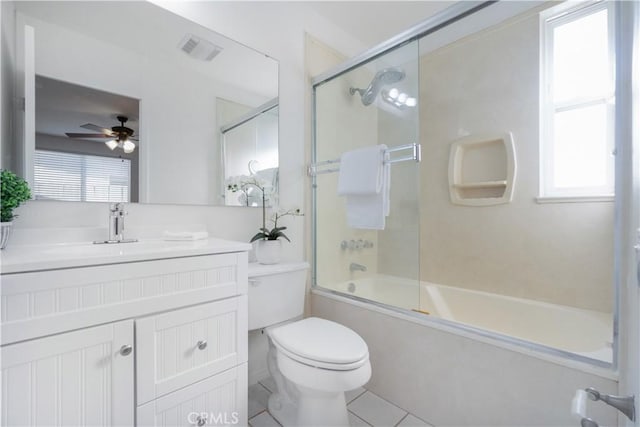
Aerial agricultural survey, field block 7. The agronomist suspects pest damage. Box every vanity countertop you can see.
[0,238,252,274]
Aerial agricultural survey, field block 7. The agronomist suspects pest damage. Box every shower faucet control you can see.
[350,263,367,273]
[341,240,374,250]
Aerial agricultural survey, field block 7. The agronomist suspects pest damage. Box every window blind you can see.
[34,150,131,203]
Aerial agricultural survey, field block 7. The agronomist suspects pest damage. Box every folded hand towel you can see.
[337,145,386,195]
[337,145,390,230]
[163,231,209,241]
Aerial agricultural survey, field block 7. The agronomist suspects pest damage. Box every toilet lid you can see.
[269,317,369,368]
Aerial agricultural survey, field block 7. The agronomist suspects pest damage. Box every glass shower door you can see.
[312,40,421,312]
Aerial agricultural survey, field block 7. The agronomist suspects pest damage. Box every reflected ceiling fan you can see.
[65,115,138,153]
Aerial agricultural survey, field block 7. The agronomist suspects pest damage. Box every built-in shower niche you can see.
[448,133,516,206]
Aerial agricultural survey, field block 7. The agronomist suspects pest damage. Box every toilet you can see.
[248,262,371,427]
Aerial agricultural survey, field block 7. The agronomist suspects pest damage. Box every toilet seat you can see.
[269,317,369,371]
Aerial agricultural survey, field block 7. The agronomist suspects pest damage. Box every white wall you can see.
[419,11,614,312]
[10,199,262,247]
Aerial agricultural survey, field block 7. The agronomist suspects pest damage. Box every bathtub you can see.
[325,275,613,363]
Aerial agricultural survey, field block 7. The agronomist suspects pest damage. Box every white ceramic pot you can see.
[1,222,13,250]
[255,239,282,265]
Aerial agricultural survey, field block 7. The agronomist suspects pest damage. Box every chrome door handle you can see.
[119,344,133,356]
[196,340,207,350]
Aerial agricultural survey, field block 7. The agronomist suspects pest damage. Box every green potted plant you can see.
[250,208,303,265]
[0,169,31,249]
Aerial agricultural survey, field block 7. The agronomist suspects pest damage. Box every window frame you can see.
[539,0,616,202]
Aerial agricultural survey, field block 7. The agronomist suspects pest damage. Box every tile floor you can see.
[248,378,433,427]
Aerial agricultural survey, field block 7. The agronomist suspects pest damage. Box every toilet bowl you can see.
[248,263,371,426]
[267,317,371,426]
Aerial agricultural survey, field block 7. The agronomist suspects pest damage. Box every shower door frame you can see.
[310,0,626,371]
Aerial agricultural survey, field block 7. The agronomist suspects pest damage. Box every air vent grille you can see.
[181,37,199,54]
[178,34,223,61]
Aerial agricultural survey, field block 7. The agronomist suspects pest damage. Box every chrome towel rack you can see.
[308,142,421,177]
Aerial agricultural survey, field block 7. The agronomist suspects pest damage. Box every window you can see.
[540,2,615,200]
[34,150,131,202]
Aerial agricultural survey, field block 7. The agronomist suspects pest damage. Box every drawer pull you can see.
[196,340,208,350]
[119,344,133,356]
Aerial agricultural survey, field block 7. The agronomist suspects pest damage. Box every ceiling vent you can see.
[178,34,223,61]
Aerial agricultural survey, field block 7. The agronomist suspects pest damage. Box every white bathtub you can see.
[328,275,613,363]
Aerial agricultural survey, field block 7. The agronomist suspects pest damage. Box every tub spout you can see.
[350,263,367,272]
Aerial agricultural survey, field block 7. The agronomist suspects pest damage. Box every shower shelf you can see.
[448,133,516,206]
[452,180,508,189]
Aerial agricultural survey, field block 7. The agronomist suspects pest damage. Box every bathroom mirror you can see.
[4,1,278,207]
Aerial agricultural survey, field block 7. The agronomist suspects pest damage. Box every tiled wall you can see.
[419,11,614,312]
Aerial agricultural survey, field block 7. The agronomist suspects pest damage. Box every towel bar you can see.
[308,142,421,176]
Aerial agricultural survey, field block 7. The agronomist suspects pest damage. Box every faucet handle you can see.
[110,203,126,214]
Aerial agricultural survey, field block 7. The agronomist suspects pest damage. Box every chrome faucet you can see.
[109,203,126,241]
[350,262,367,272]
[94,203,138,244]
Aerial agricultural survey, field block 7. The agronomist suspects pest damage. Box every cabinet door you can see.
[1,320,134,426]
[137,364,247,427]
[137,297,247,405]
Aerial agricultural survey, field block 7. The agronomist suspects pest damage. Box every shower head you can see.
[349,67,406,106]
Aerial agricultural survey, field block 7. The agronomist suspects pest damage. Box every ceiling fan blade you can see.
[80,123,115,135]
[65,133,111,138]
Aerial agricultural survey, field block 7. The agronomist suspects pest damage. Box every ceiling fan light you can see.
[123,139,136,154]
[105,139,118,150]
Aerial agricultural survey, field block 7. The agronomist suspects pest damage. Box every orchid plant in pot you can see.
[228,177,302,264]
[250,208,303,264]
[0,169,31,249]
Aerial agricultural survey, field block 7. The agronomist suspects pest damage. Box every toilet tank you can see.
[248,262,310,330]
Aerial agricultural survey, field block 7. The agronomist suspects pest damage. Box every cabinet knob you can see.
[195,416,206,426]
[119,344,133,356]
[196,340,208,351]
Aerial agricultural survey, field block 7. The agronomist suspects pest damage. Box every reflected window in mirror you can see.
[34,76,140,202]
[34,150,131,202]
[540,1,615,200]
[218,98,279,207]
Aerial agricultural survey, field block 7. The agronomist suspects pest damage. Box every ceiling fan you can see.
[65,115,138,153]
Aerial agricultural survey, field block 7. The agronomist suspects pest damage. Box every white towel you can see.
[163,231,209,241]
[337,145,390,230]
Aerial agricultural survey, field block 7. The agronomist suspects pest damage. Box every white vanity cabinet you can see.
[136,297,248,405]
[2,320,135,426]
[137,366,247,427]
[0,240,250,427]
